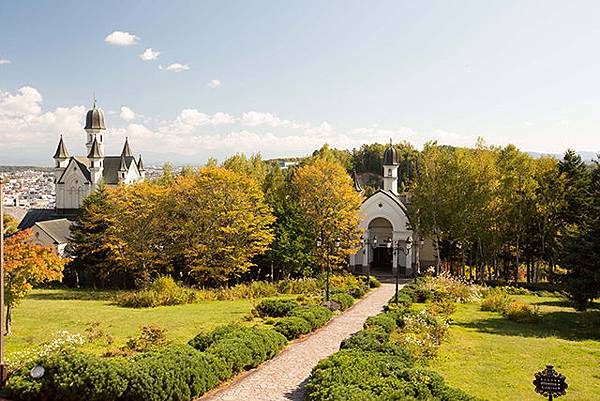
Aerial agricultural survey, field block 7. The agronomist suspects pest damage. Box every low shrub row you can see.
[115,276,322,308]
[6,325,286,401]
[305,305,480,401]
[274,305,334,339]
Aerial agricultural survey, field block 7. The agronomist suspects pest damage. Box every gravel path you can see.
[199,283,396,401]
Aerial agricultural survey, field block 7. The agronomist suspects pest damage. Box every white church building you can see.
[52,100,145,210]
[350,143,436,277]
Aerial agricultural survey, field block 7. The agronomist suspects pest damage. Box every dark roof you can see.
[87,137,103,159]
[85,106,106,130]
[34,218,72,244]
[383,144,399,165]
[53,135,69,159]
[57,157,91,183]
[137,154,144,171]
[18,209,79,230]
[121,137,132,157]
[102,156,136,184]
[118,155,127,171]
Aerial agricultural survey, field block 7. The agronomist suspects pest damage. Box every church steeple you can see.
[53,135,69,160]
[121,137,132,157]
[84,97,106,155]
[382,139,399,195]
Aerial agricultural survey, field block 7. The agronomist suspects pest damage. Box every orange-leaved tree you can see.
[4,229,66,334]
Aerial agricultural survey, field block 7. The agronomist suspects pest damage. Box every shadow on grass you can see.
[457,310,600,342]
[27,289,116,301]
[532,299,600,310]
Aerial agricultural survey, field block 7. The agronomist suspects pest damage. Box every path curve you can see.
[200,283,396,401]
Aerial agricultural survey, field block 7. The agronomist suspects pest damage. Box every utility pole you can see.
[0,177,6,385]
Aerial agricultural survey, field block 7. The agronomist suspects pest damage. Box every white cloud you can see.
[165,63,190,72]
[119,106,136,121]
[0,86,43,116]
[139,48,160,61]
[0,58,10,65]
[208,79,221,89]
[104,31,139,46]
[241,111,309,129]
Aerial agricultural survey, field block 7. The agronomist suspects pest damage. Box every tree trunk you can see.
[6,304,12,336]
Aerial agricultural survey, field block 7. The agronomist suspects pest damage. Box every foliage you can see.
[254,298,300,318]
[291,156,363,271]
[274,316,313,339]
[3,229,66,334]
[503,301,541,323]
[391,310,449,360]
[124,325,170,352]
[364,314,397,334]
[115,276,197,307]
[200,325,287,374]
[480,289,512,313]
[330,293,354,311]
[289,305,333,330]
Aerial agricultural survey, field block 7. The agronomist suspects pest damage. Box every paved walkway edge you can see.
[199,283,396,401]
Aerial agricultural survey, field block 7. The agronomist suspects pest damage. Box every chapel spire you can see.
[121,137,132,157]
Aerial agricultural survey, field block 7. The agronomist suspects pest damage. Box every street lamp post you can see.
[317,236,341,302]
[387,236,413,304]
[0,177,6,385]
[415,236,425,276]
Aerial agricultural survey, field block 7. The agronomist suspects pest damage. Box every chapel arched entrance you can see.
[367,217,393,274]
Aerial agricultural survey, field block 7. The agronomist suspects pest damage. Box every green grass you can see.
[428,295,600,401]
[5,288,283,355]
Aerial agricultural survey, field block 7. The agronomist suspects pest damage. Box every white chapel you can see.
[350,143,436,277]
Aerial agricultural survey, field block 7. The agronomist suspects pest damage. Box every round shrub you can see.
[364,314,397,333]
[121,345,222,401]
[188,324,241,351]
[5,348,128,401]
[254,298,300,318]
[330,293,354,311]
[274,316,312,340]
[290,305,333,330]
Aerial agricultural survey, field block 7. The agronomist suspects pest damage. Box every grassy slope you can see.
[6,288,265,354]
[429,295,600,401]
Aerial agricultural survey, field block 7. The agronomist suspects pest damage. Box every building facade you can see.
[52,100,145,211]
[350,143,436,277]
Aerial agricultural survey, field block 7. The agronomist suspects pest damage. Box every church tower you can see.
[382,141,399,194]
[52,135,69,182]
[84,98,106,155]
[87,137,104,191]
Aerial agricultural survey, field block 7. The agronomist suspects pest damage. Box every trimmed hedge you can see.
[7,326,287,401]
[290,305,333,330]
[274,316,313,339]
[364,314,397,334]
[330,293,354,311]
[254,298,300,318]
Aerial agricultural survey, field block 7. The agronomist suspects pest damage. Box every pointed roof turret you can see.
[53,135,69,159]
[87,137,103,159]
[121,137,132,157]
[118,154,128,171]
[137,154,145,171]
[383,138,399,166]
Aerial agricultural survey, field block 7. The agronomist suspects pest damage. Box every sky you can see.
[1,0,600,165]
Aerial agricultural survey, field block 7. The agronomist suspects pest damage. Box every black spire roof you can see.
[87,137,103,159]
[121,137,132,157]
[137,154,144,171]
[53,135,69,159]
[383,140,399,165]
[118,154,127,171]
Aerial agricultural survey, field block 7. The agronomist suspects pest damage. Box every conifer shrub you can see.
[274,316,313,339]
[254,298,300,318]
[290,305,333,330]
[5,348,128,401]
[364,313,397,334]
[330,293,354,311]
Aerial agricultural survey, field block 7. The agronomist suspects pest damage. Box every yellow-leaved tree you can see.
[165,166,275,285]
[291,156,363,271]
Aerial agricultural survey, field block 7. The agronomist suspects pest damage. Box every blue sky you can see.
[1,0,599,165]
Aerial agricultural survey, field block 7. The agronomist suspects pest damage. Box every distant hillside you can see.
[0,166,53,173]
[527,151,597,162]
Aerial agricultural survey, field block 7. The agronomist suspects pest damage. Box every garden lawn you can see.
[429,295,600,401]
[6,288,278,354]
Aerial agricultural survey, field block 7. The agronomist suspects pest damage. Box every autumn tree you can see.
[4,230,65,334]
[164,166,275,285]
[291,156,363,271]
